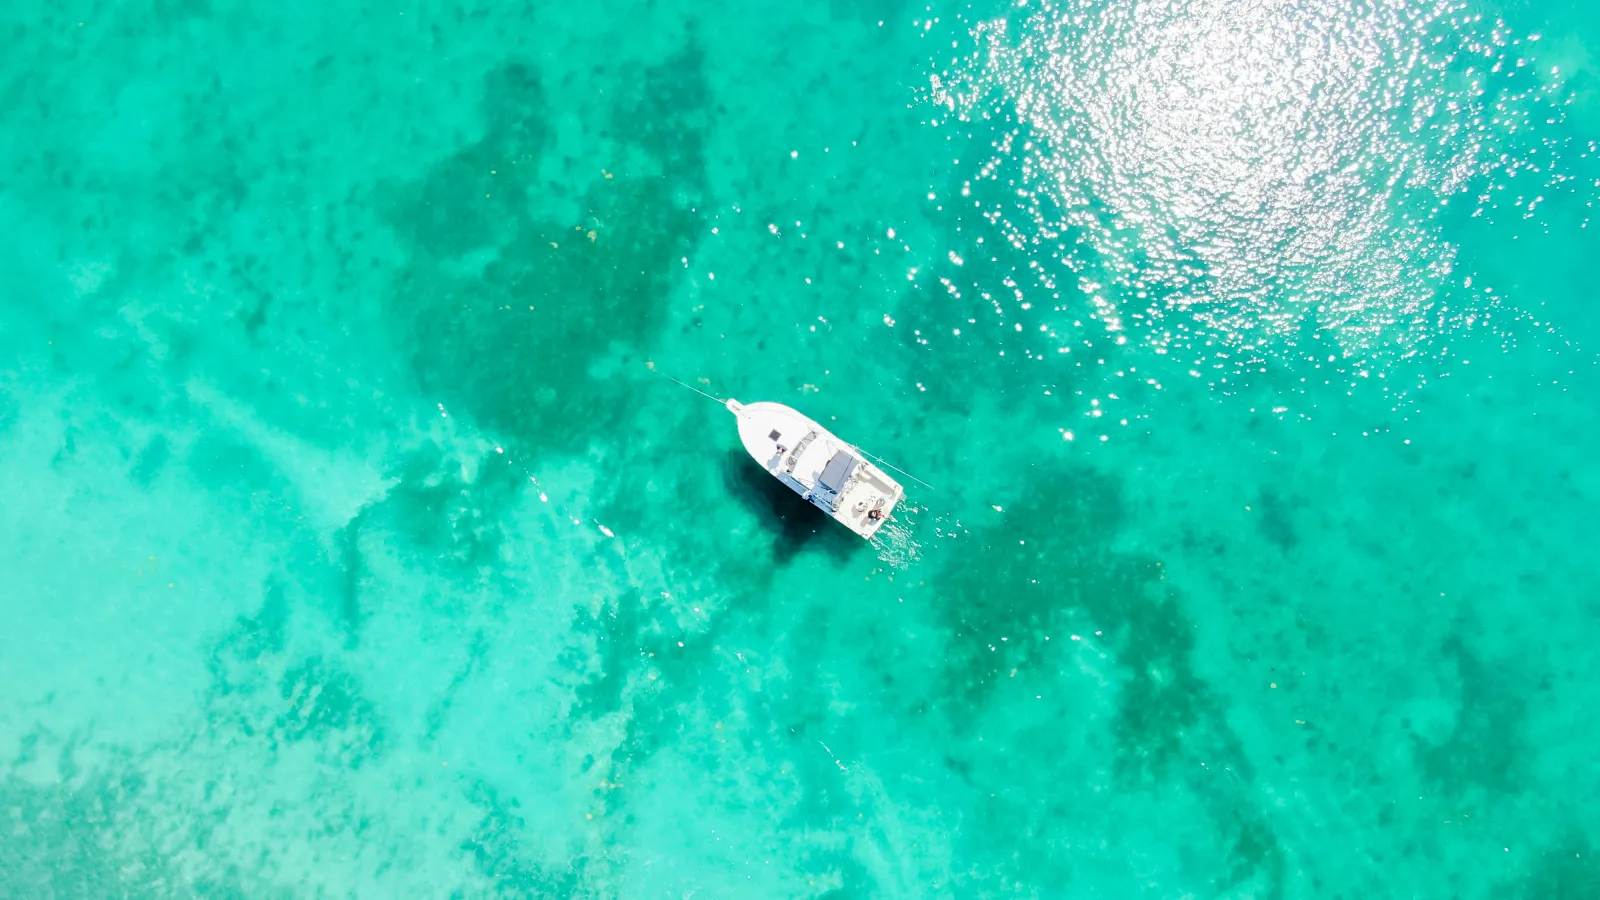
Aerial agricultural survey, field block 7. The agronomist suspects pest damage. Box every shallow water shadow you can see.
[721,450,862,565]
[912,461,1286,895]
[376,44,711,464]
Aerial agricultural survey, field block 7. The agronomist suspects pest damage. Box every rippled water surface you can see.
[3,0,1598,896]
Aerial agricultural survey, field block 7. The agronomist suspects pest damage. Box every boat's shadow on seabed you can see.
[721,451,865,566]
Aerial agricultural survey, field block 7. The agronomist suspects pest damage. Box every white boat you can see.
[726,399,904,539]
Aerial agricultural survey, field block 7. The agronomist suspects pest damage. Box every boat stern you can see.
[836,459,904,539]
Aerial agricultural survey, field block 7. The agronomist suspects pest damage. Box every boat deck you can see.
[836,460,902,538]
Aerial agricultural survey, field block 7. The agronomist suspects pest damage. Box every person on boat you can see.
[867,508,884,522]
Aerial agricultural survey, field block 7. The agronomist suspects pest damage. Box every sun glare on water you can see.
[925,0,1588,402]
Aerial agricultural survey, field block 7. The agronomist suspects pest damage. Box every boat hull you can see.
[727,399,903,539]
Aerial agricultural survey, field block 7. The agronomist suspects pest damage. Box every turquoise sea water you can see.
[3,0,1599,895]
